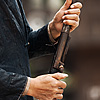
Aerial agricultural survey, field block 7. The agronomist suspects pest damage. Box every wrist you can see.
[26,78,37,97]
[26,78,33,96]
[49,21,60,39]
[48,23,57,43]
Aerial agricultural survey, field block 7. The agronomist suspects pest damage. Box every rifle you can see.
[49,0,79,74]
[49,24,71,74]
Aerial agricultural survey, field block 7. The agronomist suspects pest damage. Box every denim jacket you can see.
[0,0,55,100]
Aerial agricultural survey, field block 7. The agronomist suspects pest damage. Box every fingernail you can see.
[63,74,68,77]
[62,16,65,19]
[70,5,74,8]
[65,11,68,14]
[63,20,66,23]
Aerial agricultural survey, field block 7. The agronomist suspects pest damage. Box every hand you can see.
[49,0,82,39]
[27,73,68,100]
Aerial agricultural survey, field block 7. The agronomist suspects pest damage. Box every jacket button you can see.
[25,42,30,47]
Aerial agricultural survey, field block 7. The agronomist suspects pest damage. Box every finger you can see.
[70,2,82,9]
[49,73,68,80]
[62,14,79,21]
[65,9,81,15]
[53,98,57,100]
[58,81,67,89]
[54,94,63,100]
[70,25,78,32]
[61,0,72,10]
[57,89,64,94]
[63,20,79,27]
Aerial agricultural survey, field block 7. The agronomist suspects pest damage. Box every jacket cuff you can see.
[22,77,31,96]
[7,73,28,100]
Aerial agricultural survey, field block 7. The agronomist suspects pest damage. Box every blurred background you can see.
[22,0,100,100]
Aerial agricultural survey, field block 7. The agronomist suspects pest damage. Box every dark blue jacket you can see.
[0,0,55,100]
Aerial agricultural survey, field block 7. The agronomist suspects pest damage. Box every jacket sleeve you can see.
[17,0,57,58]
[28,24,57,58]
[0,68,28,100]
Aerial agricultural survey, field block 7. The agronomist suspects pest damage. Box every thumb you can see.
[49,73,68,80]
[61,0,72,10]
